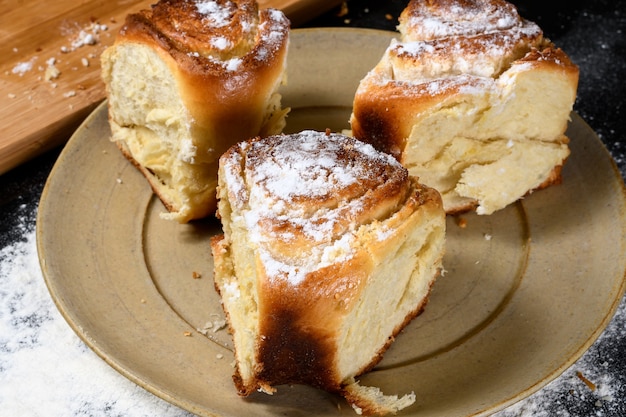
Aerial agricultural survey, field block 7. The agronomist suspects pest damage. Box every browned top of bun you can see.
[221,130,413,262]
[148,0,260,59]
[399,0,526,41]
[117,0,289,80]
[351,0,578,159]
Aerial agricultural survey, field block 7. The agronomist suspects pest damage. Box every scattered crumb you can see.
[7,93,16,99]
[456,217,468,228]
[216,353,224,359]
[63,90,76,98]
[214,320,227,332]
[81,57,89,67]
[484,233,492,241]
[116,178,123,184]
[197,316,228,335]
[192,271,202,279]
[74,31,97,48]
[140,298,146,304]
[336,1,349,17]
[576,371,597,391]
[385,13,394,20]
[183,331,192,337]
[44,64,61,81]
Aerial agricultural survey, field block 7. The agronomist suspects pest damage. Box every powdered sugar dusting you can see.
[253,135,359,201]
[382,0,543,85]
[222,131,404,285]
[401,0,523,41]
[211,36,232,50]
[195,0,235,28]
[245,130,399,205]
[11,58,37,76]
[188,2,288,70]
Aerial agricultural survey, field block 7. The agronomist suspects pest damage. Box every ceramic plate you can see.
[37,28,626,417]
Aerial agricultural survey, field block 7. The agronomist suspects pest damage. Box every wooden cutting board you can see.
[0,0,343,175]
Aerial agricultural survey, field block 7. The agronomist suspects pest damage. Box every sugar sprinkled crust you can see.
[221,130,411,286]
[399,0,525,40]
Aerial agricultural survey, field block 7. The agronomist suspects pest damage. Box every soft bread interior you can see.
[343,380,417,416]
[102,43,216,221]
[211,188,261,391]
[336,202,445,380]
[400,61,573,215]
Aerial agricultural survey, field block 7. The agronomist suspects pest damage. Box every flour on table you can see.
[0,220,192,417]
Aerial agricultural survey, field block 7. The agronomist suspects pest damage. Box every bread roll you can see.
[101,0,290,222]
[351,0,579,215]
[211,130,446,415]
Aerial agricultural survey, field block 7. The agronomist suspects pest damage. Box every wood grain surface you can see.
[0,0,342,175]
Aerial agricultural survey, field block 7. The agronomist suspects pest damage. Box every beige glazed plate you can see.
[37,28,626,417]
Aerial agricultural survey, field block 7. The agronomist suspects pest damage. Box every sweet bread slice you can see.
[101,0,290,222]
[351,0,579,215]
[211,130,446,415]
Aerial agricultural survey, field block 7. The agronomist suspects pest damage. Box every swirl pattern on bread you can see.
[351,0,579,215]
[101,0,290,222]
[211,130,446,415]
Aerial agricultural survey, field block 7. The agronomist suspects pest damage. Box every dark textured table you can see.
[1,1,624,416]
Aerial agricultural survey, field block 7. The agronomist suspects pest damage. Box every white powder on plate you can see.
[0,223,192,417]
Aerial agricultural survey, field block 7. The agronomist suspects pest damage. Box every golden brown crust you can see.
[222,133,413,257]
[399,0,521,39]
